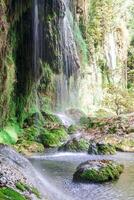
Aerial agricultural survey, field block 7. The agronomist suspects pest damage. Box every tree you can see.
[102,85,134,115]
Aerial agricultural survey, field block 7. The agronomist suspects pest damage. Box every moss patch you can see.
[88,142,116,155]
[73,160,124,183]
[0,187,26,200]
[14,140,44,155]
[67,125,79,135]
[59,138,89,152]
[39,128,68,148]
[116,139,134,152]
[16,182,41,199]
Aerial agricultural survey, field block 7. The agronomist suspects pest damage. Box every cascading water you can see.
[55,0,80,111]
[32,0,41,124]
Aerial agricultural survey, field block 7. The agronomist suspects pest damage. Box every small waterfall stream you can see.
[55,0,80,111]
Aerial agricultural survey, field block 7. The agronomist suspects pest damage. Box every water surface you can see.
[30,152,134,200]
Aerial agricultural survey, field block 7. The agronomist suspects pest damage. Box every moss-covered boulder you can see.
[59,138,89,152]
[39,128,68,148]
[73,160,124,183]
[14,140,44,155]
[42,112,63,125]
[116,139,134,152]
[88,142,116,155]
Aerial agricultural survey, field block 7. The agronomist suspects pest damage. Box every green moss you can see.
[116,139,134,152]
[88,143,116,155]
[59,138,89,152]
[16,182,26,192]
[14,140,44,155]
[73,160,124,183]
[16,182,41,199]
[0,187,26,200]
[40,128,68,148]
[30,187,41,199]
[42,112,62,125]
[67,125,79,135]
[23,126,40,141]
[98,143,116,155]
[79,117,95,128]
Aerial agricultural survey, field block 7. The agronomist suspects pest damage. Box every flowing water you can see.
[30,152,134,200]
[55,112,75,127]
[55,0,80,111]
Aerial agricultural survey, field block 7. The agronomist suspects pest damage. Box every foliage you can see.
[127,44,134,89]
[87,0,114,48]
[102,85,134,115]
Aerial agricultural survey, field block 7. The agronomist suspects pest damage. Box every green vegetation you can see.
[59,138,89,152]
[16,182,41,199]
[102,85,134,115]
[39,128,68,148]
[73,160,124,183]
[0,187,26,200]
[88,142,116,155]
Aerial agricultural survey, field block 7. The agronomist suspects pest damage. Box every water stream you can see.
[30,152,134,200]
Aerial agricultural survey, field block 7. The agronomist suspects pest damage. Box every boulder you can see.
[88,142,116,155]
[65,108,86,123]
[14,140,44,156]
[73,160,124,183]
[59,137,89,152]
[0,144,42,199]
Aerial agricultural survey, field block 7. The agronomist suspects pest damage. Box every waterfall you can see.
[32,0,40,81]
[55,0,80,111]
[32,0,41,123]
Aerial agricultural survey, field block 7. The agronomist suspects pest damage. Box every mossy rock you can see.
[88,142,116,155]
[67,125,79,135]
[39,128,68,148]
[116,139,134,152]
[14,140,44,155]
[42,112,62,125]
[23,113,39,127]
[0,187,26,200]
[23,126,40,141]
[79,116,94,128]
[59,138,89,152]
[73,160,124,183]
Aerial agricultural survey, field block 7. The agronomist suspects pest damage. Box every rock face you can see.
[73,160,124,183]
[0,144,44,199]
[88,142,116,155]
